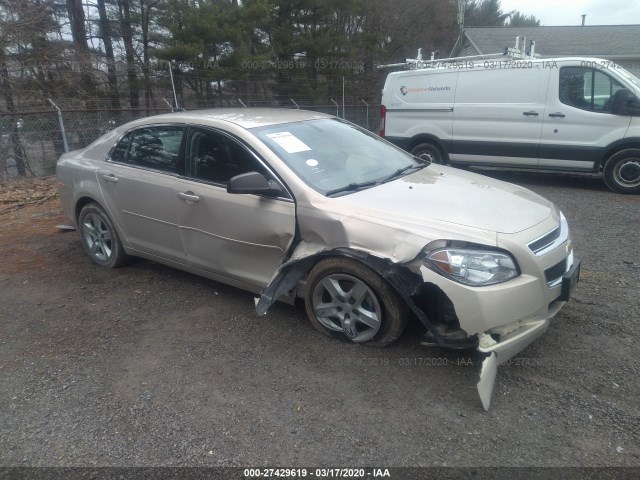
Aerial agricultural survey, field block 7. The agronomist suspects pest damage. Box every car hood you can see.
[333,165,555,235]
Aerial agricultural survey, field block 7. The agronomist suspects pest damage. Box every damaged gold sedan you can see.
[56,109,580,409]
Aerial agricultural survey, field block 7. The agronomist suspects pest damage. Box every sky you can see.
[499,0,640,26]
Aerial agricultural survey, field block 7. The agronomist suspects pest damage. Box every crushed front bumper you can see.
[475,257,581,410]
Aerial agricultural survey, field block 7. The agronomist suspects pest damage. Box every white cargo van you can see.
[380,54,640,194]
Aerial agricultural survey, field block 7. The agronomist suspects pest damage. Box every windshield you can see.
[615,64,640,90]
[251,118,423,196]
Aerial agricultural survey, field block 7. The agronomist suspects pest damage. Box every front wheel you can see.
[410,142,443,164]
[304,257,408,347]
[78,203,130,268]
[603,149,640,194]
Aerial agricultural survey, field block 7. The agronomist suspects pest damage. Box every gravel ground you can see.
[1,171,639,472]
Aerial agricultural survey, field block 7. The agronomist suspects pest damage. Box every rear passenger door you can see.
[540,66,631,170]
[97,125,187,262]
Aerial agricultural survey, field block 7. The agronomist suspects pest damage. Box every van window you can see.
[559,67,624,113]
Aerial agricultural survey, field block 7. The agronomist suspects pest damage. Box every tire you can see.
[603,149,640,194]
[78,203,130,268]
[410,142,444,164]
[305,257,408,347]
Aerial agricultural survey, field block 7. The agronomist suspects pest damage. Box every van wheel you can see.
[410,142,443,164]
[603,149,640,194]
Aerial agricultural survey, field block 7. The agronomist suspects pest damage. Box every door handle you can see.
[178,192,200,202]
[549,112,566,118]
[100,173,118,183]
[522,111,539,116]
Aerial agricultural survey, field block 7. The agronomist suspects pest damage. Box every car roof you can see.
[129,108,334,129]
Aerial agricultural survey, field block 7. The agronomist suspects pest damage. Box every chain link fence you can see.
[1,108,171,179]
[0,103,380,179]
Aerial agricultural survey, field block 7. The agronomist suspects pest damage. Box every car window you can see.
[559,67,624,113]
[109,125,184,174]
[110,132,131,163]
[251,118,420,195]
[186,127,269,185]
[123,126,185,173]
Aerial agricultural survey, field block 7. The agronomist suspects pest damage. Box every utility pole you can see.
[458,0,465,34]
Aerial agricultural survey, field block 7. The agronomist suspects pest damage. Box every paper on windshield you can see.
[266,132,311,154]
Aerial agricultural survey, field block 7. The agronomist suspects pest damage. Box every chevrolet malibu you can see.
[56,109,580,409]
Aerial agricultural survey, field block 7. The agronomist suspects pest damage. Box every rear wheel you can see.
[305,257,408,347]
[410,142,443,164]
[78,203,130,268]
[603,149,640,194]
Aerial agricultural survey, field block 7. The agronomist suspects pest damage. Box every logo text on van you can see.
[400,86,451,96]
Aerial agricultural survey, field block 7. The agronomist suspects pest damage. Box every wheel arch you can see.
[406,134,450,161]
[75,196,131,267]
[598,138,640,171]
[75,196,130,247]
[255,245,470,346]
[257,248,408,316]
[74,195,104,224]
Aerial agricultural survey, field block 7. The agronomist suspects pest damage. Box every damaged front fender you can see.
[255,242,542,412]
[256,243,447,342]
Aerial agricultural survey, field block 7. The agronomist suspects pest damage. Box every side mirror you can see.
[227,171,285,197]
[611,88,640,116]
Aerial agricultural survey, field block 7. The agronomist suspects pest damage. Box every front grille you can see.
[529,226,561,254]
[544,259,566,284]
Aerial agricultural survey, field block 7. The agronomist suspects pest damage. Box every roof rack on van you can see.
[377,36,540,70]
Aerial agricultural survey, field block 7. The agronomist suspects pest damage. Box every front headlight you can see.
[427,249,519,286]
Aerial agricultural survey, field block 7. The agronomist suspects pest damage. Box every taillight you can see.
[379,105,386,137]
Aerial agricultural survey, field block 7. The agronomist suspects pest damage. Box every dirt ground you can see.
[1,172,639,471]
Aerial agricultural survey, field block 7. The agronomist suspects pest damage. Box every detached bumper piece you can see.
[477,353,497,411]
